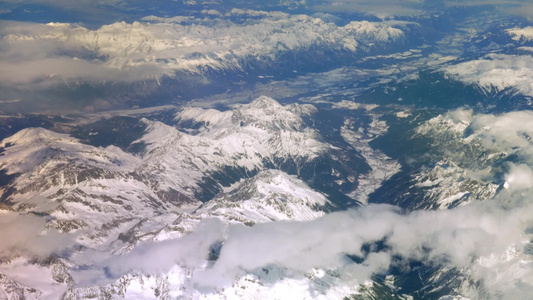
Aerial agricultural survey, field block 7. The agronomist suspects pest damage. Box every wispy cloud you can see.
[469,110,533,160]
[0,212,76,258]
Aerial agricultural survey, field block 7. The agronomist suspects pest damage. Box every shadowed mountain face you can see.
[2,2,533,299]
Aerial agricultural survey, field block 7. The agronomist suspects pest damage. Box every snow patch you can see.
[507,26,533,41]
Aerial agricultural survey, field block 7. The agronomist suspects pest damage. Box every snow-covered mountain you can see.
[0,127,189,255]
[0,12,407,85]
[444,53,533,98]
[370,110,505,210]
[1,101,531,299]
[195,169,333,223]
[0,148,355,300]
[0,164,349,299]
[3,2,533,299]
[1,96,359,243]
[137,96,369,204]
[0,96,377,299]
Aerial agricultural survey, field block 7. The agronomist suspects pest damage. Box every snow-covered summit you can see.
[178,96,317,132]
[0,127,139,183]
[196,169,331,224]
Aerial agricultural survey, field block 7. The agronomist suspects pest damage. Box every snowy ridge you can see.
[0,127,141,207]
[176,96,319,134]
[0,127,192,251]
[115,170,335,248]
[0,272,43,300]
[138,96,332,200]
[444,54,533,97]
[0,258,69,300]
[0,96,369,299]
[409,111,504,209]
[196,170,331,223]
[0,96,335,212]
[0,143,343,299]
[507,26,533,41]
[411,159,499,208]
[0,97,340,241]
[0,12,406,84]
[0,127,138,175]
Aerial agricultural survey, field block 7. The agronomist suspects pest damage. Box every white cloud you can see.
[501,3,533,20]
[332,100,379,110]
[469,110,533,159]
[107,218,225,276]
[504,163,533,190]
[447,107,473,124]
[0,212,76,258]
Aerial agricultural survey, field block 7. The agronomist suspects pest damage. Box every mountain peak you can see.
[195,169,331,223]
[246,96,283,110]
[1,127,75,148]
